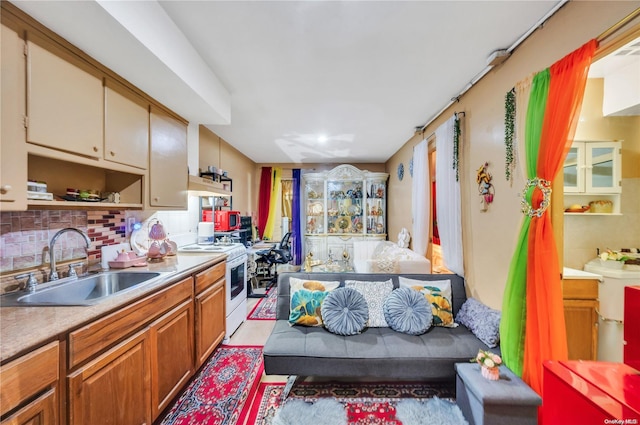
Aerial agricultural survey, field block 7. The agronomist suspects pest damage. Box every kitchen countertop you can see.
[0,252,226,363]
[563,267,602,280]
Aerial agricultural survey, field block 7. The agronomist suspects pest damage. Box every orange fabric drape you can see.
[523,39,597,394]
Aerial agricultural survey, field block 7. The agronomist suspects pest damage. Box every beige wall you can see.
[385,2,640,309]
[199,126,257,217]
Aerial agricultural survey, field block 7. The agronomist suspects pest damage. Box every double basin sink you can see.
[1,272,164,307]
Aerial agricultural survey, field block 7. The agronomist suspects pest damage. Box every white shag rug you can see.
[272,399,347,425]
[271,396,468,425]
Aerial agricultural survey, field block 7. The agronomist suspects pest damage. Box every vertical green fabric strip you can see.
[500,219,529,376]
[500,69,549,377]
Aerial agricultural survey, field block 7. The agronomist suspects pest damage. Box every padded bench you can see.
[455,363,542,425]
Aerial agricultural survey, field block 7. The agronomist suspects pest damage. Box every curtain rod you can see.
[597,7,640,42]
[413,0,569,135]
[418,112,465,141]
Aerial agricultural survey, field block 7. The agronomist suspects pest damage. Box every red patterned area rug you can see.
[243,381,457,425]
[247,289,277,320]
[159,345,263,425]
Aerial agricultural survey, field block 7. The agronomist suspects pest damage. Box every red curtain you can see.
[258,167,273,239]
[524,39,597,394]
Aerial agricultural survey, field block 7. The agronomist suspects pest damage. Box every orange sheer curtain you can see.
[524,39,597,394]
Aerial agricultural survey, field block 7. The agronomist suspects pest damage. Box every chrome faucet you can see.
[49,228,91,281]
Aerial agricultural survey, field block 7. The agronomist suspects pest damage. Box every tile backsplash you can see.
[564,178,640,269]
[1,198,200,293]
[0,210,126,274]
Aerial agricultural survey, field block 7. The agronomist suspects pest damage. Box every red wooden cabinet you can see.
[542,361,640,425]
[624,286,640,370]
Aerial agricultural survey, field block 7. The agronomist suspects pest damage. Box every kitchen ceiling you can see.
[12,0,564,164]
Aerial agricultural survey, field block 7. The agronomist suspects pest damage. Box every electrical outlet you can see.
[127,217,136,233]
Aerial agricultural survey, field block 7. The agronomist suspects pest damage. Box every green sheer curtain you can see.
[500,70,550,376]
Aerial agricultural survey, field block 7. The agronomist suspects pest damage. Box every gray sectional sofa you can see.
[263,272,495,381]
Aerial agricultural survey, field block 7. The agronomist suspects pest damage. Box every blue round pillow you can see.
[383,287,433,335]
[321,287,369,336]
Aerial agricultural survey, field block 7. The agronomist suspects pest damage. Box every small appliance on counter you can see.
[214,210,241,231]
[197,222,215,245]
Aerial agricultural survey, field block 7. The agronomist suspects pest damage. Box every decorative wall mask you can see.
[476,162,495,212]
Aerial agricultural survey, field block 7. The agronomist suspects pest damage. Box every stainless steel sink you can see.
[1,272,162,306]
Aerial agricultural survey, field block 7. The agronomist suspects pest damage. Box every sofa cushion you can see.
[263,321,489,379]
[455,298,501,348]
[383,287,433,335]
[345,279,394,327]
[399,277,457,328]
[321,287,369,336]
[289,278,340,326]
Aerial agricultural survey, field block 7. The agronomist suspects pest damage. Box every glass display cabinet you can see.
[303,164,388,264]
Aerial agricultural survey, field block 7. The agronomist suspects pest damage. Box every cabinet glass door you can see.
[563,145,584,193]
[327,180,364,235]
[366,179,386,235]
[587,144,619,192]
[305,180,325,234]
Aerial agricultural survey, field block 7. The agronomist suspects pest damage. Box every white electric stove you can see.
[179,243,248,341]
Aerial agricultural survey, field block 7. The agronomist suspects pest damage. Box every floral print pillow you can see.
[398,277,457,328]
[288,278,340,326]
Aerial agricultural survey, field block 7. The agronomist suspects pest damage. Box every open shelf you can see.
[28,200,142,209]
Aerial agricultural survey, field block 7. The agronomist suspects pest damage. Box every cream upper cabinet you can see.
[0,23,27,209]
[149,106,188,209]
[26,35,103,158]
[563,141,621,194]
[563,140,622,215]
[104,80,149,169]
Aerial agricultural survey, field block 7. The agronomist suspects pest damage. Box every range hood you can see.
[187,175,231,197]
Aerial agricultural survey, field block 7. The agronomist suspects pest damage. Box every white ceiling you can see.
[12,0,564,164]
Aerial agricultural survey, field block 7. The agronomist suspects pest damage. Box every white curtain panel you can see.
[435,115,464,276]
[411,139,429,256]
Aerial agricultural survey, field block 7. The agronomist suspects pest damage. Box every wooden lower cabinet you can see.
[195,280,226,368]
[149,298,194,420]
[1,261,226,425]
[68,330,151,425]
[194,263,226,368]
[563,278,599,361]
[0,341,59,425]
[1,389,57,425]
